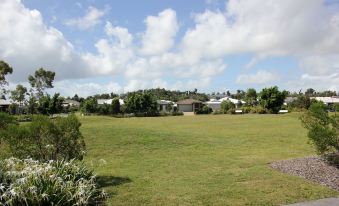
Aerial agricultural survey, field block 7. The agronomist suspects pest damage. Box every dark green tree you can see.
[125,92,158,116]
[10,84,28,114]
[245,88,257,106]
[259,86,288,113]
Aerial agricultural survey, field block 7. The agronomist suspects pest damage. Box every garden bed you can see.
[270,156,339,191]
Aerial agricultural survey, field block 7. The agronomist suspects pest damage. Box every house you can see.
[97,99,124,105]
[284,97,297,105]
[176,99,203,112]
[0,99,11,112]
[157,100,173,111]
[311,96,339,106]
[205,97,246,111]
[62,100,80,108]
[205,99,222,111]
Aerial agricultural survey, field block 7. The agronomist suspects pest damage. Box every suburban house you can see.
[157,100,173,111]
[205,97,246,111]
[311,96,339,106]
[97,99,124,105]
[62,100,80,108]
[205,99,222,111]
[176,99,203,112]
[0,99,11,112]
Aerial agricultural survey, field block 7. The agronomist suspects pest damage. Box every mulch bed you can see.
[270,156,339,191]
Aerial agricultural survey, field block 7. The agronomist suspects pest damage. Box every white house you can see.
[205,97,246,111]
[177,99,203,112]
[311,96,339,105]
[97,99,124,105]
[157,100,173,111]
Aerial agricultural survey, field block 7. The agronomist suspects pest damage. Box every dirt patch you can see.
[270,156,339,191]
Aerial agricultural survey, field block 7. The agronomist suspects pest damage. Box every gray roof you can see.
[176,99,202,105]
[63,99,80,106]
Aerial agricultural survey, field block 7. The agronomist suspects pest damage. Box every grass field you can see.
[80,114,339,205]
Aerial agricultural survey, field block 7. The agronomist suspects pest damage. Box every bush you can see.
[171,111,184,116]
[259,86,287,113]
[250,105,266,114]
[195,105,212,114]
[221,101,235,114]
[0,158,106,205]
[301,102,339,160]
[212,110,223,115]
[3,114,85,161]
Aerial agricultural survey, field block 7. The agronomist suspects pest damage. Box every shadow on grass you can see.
[97,176,132,188]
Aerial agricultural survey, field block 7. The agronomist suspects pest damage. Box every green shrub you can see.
[212,110,223,115]
[0,158,106,205]
[220,101,235,114]
[195,105,212,114]
[301,102,339,159]
[250,105,266,114]
[3,114,85,161]
[171,111,184,116]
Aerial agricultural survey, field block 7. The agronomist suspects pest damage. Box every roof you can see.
[0,99,14,106]
[97,99,125,105]
[176,99,202,105]
[219,97,246,104]
[312,97,339,104]
[157,100,173,105]
[63,99,80,105]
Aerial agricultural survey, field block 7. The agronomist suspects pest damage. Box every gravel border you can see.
[270,156,339,191]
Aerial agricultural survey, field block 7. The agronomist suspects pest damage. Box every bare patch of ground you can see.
[270,156,339,191]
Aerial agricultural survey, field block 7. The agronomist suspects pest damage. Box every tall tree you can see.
[0,60,13,98]
[259,86,288,113]
[10,84,28,114]
[28,68,55,99]
[245,88,257,106]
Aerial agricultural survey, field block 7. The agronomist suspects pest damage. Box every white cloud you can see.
[140,9,179,55]
[236,70,279,85]
[65,6,108,30]
[51,80,122,97]
[0,0,89,82]
[286,73,339,92]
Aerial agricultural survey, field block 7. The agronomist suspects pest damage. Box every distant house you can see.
[0,99,11,112]
[62,100,80,108]
[284,97,297,105]
[205,97,245,111]
[176,99,203,112]
[311,96,339,106]
[97,99,124,105]
[204,99,222,111]
[157,100,173,111]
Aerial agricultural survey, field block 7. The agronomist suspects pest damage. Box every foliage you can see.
[259,86,288,113]
[288,95,311,110]
[220,100,235,114]
[245,88,257,106]
[0,158,106,206]
[123,88,209,102]
[27,95,37,115]
[110,98,120,115]
[81,98,98,114]
[0,60,13,98]
[3,114,85,161]
[28,68,55,99]
[10,84,27,109]
[301,102,339,156]
[0,113,17,130]
[125,92,158,116]
[195,105,212,114]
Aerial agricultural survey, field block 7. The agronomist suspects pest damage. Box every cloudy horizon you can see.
[1,0,339,97]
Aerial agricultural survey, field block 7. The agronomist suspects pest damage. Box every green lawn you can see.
[80,114,338,205]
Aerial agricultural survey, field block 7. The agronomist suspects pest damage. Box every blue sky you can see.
[1,0,338,96]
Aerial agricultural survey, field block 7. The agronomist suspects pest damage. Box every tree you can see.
[259,86,288,113]
[10,84,27,114]
[28,68,55,99]
[301,102,338,159]
[0,60,13,98]
[245,88,257,106]
[220,100,235,114]
[49,93,64,114]
[125,92,158,116]
[305,88,315,96]
[289,95,311,110]
[110,97,120,114]
[81,97,98,114]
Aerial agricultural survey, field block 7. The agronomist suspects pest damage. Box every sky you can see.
[1,0,339,97]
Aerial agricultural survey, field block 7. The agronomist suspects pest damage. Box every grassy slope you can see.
[81,114,338,205]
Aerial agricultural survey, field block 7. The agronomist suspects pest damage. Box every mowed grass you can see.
[80,114,338,205]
